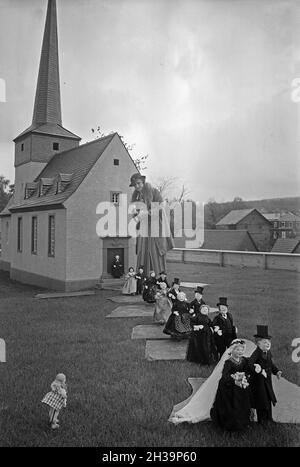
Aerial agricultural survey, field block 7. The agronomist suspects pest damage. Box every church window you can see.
[113,159,119,166]
[21,143,24,151]
[5,222,9,244]
[53,142,59,151]
[48,215,55,257]
[111,192,120,204]
[17,217,23,252]
[31,217,38,254]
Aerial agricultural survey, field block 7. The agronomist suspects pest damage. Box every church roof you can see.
[8,133,116,212]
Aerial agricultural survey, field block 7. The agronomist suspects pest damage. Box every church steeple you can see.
[32,0,62,126]
[14,0,80,170]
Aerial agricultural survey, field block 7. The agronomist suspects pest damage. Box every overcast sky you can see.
[0,0,299,202]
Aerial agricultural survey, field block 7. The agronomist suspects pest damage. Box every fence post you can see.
[263,254,267,270]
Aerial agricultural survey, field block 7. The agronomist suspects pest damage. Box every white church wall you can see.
[64,134,137,287]
[10,209,67,289]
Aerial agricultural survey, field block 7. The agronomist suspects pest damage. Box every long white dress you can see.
[169,339,300,425]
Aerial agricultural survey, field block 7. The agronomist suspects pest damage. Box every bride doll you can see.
[169,338,300,425]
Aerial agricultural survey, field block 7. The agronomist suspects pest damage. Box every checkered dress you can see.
[42,389,66,411]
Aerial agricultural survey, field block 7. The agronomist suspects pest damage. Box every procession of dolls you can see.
[120,266,284,432]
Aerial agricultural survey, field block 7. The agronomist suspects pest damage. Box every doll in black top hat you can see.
[167,278,181,305]
[212,297,237,359]
[156,271,170,289]
[248,325,282,425]
[189,286,206,315]
[135,266,146,295]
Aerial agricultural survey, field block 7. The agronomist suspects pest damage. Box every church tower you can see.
[13,0,81,203]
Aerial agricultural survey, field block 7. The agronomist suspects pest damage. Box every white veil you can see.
[169,338,300,425]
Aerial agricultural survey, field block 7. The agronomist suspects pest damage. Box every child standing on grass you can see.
[42,373,67,429]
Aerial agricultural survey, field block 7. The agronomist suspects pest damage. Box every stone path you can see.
[131,324,170,340]
[106,305,154,318]
[35,290,96,299]
[145,339,188,361]
[107,295,145,304]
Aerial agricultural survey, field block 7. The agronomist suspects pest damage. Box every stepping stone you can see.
[106,305,154,318]
[145,339,188,361]
[107,295,145,304]
[180,282,209,289]
[35,291,96,299]
[131,324,170,340]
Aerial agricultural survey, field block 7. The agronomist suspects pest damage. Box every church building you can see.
[0,0,137,291]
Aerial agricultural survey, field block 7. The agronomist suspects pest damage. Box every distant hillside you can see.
[204,196,300,229]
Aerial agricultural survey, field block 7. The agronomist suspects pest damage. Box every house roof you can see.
[216,208,266,226]
[271,237,300,253]
[262,213,280,221]
[201,229,258,251]
[8,133,116,212]
[280,212,300,222]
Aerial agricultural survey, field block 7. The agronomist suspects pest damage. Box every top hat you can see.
[194,286,204,294]
[254,325,272,339]
[217,297,228,307]
[172,278,180,285]
[159,271,166,275]
[129,173,146,187]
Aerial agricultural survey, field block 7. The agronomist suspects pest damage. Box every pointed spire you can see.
[32,0,62,125]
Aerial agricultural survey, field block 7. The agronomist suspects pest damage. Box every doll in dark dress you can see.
[186,305,217,364]
[189,286,206,314]
[111,255,123,278]
[248,325,282,425]
[167,278,181,305]
[163,292,193,340]
[156,271,170,289]
[212,297,237,359]
[143,271,157,303]
[135,266,146,295]
[210,339,252,431]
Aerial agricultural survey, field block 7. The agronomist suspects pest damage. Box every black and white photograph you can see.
[0,0,299,451]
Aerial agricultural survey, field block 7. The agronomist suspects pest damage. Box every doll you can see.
[111,254,123,278]
[135,265,146,295]
[156,271,170,289]
[42,373,67,429]
[163,292,193,340]
[189,286,206,314]
[122,267,137,295]
[212,297,237,359]
[186,304,218,364]
[167,278,181,305]
[248,325,282,425]
[210,340,252,431]
[153,282,172,325]
[143,271,157,303]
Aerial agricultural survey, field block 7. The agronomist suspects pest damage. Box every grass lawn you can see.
[0,263,299,447]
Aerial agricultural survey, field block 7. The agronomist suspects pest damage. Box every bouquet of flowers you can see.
[231,371,249,388]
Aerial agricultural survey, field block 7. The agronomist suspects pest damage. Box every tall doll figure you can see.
[42,373,67,429]
[122,267,137,295]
